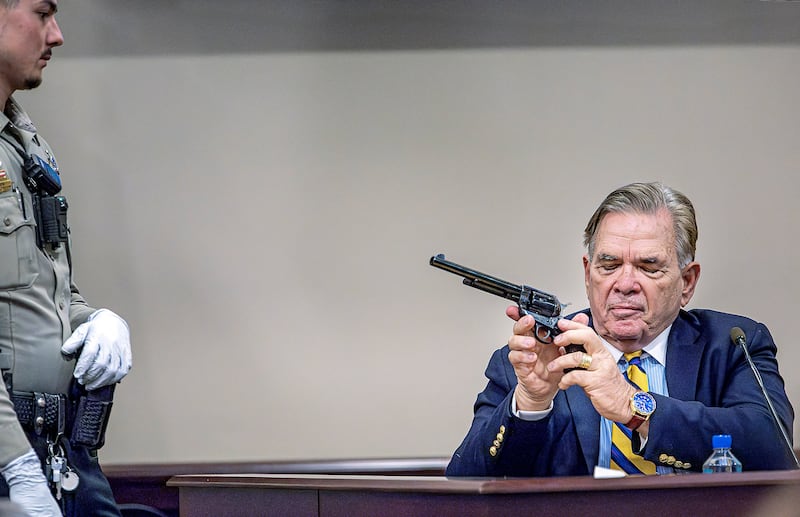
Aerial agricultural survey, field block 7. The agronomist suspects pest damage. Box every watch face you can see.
[632,391,656,415]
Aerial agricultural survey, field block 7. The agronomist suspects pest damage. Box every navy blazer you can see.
[446,309,796,476]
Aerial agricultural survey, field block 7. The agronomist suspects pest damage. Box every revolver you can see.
[430,253,586,358]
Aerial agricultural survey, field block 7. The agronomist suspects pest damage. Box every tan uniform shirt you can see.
[0,98,94,466]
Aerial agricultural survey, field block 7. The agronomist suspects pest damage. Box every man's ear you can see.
[680,262,701,307]
[582,255,591,292]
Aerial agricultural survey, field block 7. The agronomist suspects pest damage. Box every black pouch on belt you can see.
[70,383,115,450]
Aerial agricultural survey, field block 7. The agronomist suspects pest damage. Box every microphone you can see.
[730,327,800,469]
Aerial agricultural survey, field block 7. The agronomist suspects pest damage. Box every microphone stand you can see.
[733,329,800,469]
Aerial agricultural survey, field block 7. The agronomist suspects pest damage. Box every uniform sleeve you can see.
[68,279,94,330]
[0,143,37,466]
[0,382,35,468]
[66,241,95,331]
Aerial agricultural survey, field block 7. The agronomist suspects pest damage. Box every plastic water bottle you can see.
[702,434,743,473]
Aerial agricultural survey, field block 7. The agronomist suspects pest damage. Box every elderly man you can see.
[446,182,795,476]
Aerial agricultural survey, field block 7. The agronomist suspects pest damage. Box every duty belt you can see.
[12,386,115,449]
[11,391,68,436]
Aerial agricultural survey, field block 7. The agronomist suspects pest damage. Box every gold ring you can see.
[578,352,593,370]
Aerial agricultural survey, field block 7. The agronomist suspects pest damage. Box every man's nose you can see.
[48,18,64,47]
[613,264,641,293]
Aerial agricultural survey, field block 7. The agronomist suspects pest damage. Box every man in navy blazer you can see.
[446,182,796,476]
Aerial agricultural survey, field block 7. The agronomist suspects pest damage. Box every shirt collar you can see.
[3,97,36,133]
[0,97,39,151]
[600,325,671,367]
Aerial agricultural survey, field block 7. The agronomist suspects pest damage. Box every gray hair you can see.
[583,182,698,268]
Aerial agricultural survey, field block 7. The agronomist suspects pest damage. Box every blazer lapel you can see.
[665,312,703,401]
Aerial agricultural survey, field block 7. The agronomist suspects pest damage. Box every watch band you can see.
[625,414,647,431]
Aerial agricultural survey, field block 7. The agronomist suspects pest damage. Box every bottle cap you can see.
[712,434,732,448]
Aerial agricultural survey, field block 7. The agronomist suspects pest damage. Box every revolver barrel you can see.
[430,254,562,318]
[429,254,523,304]
[430,253,585,367]
[429,253,566,341]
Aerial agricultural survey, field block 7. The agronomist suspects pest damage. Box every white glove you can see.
[0,449,60,517]
[61,308,132,390]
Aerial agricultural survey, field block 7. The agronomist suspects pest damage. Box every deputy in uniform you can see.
[0,2,131,516]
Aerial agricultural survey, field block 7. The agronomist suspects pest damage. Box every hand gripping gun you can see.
[429,254,586,360]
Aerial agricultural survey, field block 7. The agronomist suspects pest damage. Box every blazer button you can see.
[489,446,498,457]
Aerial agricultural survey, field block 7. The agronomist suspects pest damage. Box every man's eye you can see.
[600,264,618,272]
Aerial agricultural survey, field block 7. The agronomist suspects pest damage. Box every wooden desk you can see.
[167,470,800,517]
[105,457,449,516]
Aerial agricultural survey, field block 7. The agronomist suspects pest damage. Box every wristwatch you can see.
[625,391,656,431]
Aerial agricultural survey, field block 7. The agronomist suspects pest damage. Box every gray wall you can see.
[20,1,800,464]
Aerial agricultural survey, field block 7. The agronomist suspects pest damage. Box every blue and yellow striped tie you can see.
[610,351,657,475]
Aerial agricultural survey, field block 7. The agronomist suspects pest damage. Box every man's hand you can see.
[506,306,565,411]
[0,449,60,517]
[61,308,132,390]
[548,315,638,424]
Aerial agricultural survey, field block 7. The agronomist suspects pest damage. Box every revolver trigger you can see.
[533,323,554,344]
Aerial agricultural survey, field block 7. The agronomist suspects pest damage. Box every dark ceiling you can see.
[56,0,800,58]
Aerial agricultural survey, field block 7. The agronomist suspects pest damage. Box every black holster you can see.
[69,382,115,450]
[10,382,115,450]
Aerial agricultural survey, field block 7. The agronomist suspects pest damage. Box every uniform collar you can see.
[0,97,39,151]
[2,97,37,133]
